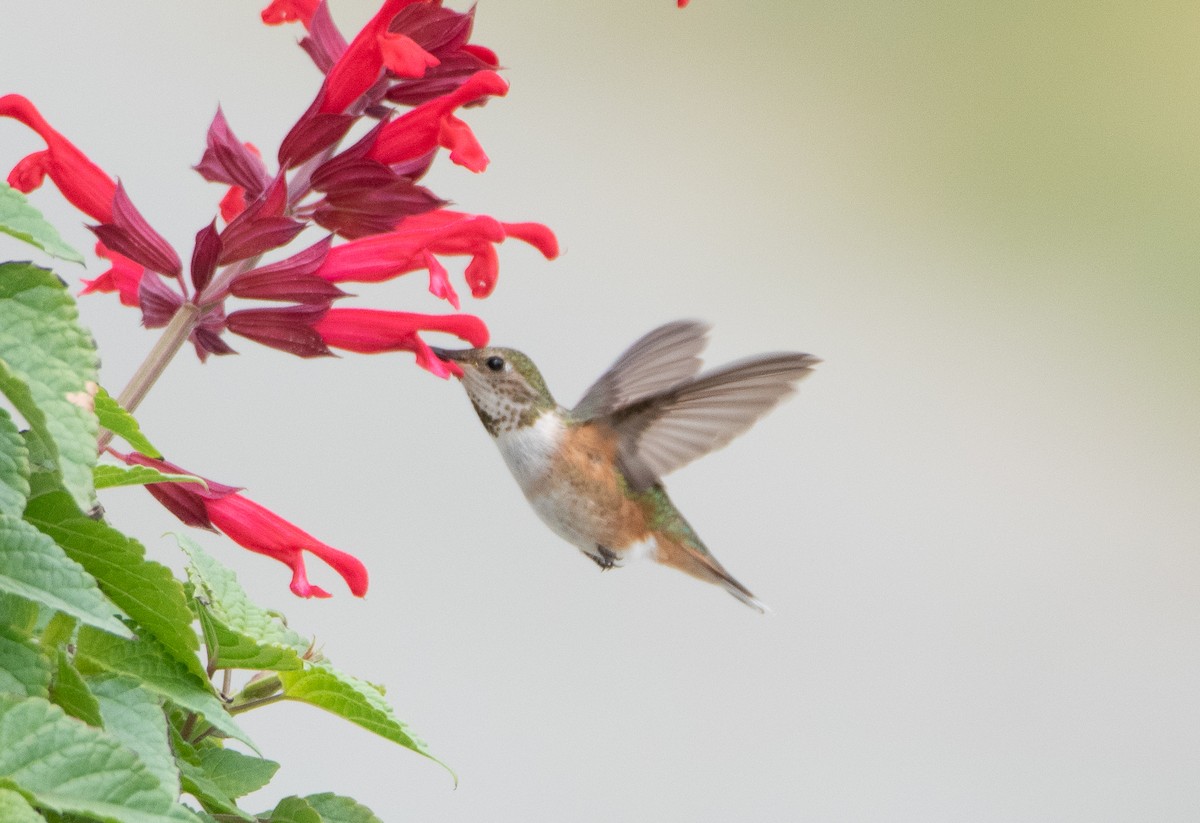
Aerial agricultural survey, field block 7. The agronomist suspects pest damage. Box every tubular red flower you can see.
[0,94,116,222]
[119,451,367,598]
[206,493,369,598]
[314,209,557,302]
[367,70,508,172]
[313,307,487,377]
[80,243,145,307]
[321,0,428,115]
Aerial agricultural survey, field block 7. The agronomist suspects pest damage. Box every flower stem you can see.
[97,302,200,450]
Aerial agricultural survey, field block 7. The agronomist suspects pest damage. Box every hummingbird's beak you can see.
[429,346,470,363]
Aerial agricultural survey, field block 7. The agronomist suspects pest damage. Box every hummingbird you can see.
[431,321,818,611]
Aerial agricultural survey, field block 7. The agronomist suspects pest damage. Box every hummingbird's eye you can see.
[485,356,505,372]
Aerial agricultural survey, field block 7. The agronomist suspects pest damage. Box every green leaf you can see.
[90,675,179,798]
[74,627,254,750]
[93,387,161,458]
[0,513,130,638]
[180,536,307,671]
[49,651,102,727]
[0,630,52,698]
[171,727,256,823]
[0,694,199,823]
[0,262,98,511]
[0,407,30,517]
[195,747,279,801]
[0,182,84,263]
[0,786,43,823]
[0,591,38,636]
[267,796,322,823]
[278,662,451,781]
[303,793,385,823]
[25,491,204,680]
[93,463,203,490]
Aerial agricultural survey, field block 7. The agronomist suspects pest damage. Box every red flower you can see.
[207,494,369,599]
[0,94,117,223]
[315,209,558,304]
[367,70,509,172]
[119,451,368,598]
[225,303,488,377]
[80,243,145,307]
[260,0,321,27]
[314,308,487,377]
[321,0,432,115]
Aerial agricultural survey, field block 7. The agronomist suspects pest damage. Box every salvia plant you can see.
[0,0,699,820]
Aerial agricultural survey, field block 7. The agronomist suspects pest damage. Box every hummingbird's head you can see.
[430,346,556,436]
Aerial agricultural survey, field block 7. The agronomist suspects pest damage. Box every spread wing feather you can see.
[609,352,820,491]
[572,320,711,420]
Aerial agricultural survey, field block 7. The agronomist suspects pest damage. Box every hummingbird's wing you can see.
[607,352,819,491]
[572,320,711,419]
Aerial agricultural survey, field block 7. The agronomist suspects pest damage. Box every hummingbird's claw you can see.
[590,545,619,571]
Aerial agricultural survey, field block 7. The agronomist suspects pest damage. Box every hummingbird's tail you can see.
[654,534,769,613]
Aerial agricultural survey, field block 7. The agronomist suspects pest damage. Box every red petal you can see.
[379,31,440,78]
[261,0,320,27]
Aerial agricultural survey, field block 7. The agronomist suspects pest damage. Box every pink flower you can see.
[120,452,368,598]
[0,94,117,223]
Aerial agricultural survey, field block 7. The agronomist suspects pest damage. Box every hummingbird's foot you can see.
[590,545,619,571]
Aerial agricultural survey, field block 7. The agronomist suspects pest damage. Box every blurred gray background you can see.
[2,2,1197,821]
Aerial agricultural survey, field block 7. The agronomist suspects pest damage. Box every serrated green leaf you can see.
[176,761,254,822]
[170,724,255,823]
[196,747,279,801]
[90,675,179,798]
[0,182,84,264]
[180,536,307,671]
[25,491,204,680]
[49,651,102,727]
[93,387,160,458]
[303,793,385,823]
[266,796,322,823]
[93,463,203,490]
[0,786,43,823]
[0,262,98,512]
[0,630,52,698]
[0,513,130,638]
[0,407,30,517]
[278,662,451,781]
[74,627,254,750]
[0,694,199,823]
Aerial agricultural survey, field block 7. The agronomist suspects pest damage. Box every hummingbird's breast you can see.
[495,411,652,557]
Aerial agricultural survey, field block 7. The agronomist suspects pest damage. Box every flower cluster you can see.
[1,0,559,597]
[3,0,557,376]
